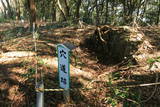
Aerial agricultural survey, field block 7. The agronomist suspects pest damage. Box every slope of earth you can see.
[0,21,160,107]
[0,22,115,107]
[108,26,160,106]
[81,25,160,106]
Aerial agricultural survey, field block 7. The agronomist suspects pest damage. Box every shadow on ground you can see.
[111,70,160,106]
[0,22,107,106]
[141,26,160,50]
[0,59,104,106]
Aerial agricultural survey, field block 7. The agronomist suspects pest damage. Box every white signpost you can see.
[57,43,76,103]
[57,44,70,89]
[57,44,71,103]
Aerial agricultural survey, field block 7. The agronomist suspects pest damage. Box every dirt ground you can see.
[0,21,160,107]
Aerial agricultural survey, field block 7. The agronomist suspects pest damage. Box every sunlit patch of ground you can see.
[2,51,36,58]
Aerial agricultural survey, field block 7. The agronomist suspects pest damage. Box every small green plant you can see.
[22,67,35,79]
[37,58,50,68]
[123,91,141,107]
[106,73,129,106]
[38,58,45,65]
[33,31,40,39]
[147,56,160,64]
[106,72,140,107]
[106,87,130,106]
[147,56,160,68]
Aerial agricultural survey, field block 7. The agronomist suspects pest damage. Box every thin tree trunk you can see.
[141,0,147,19]
[0,7,3,14]
[75,0,82,21]
[63,0,70,18]
[99,0,105,24]
[15,0,21,20]
[96,0,99,25]
[122,0,126,22]
[83,0,90,23]
[27,0,37,30]
[57,0,67,21]
[1,0,7,18]
[52,0,56,22]
[57,0,70,21]
[0,7,5,17]
[6,0,13,19]
[156,0,160,25]
[105,0,109,23]
[111,0,116,25]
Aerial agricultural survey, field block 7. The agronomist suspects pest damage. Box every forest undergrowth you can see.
[0,21,160,106]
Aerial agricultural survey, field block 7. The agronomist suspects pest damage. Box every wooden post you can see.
[63,89,70,103]
[57,43,76,104]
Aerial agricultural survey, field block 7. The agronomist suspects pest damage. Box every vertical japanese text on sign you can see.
[57,44,70,89]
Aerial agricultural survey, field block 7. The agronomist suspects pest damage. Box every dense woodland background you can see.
[0,0,160,26]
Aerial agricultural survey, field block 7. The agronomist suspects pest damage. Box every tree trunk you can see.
[27,0,37,31]
[0,7,3,15]
[100,0,105,23]
[95,0,100,25]
[1,0,7,18]
[57,0,66,21]
[111,0,116,25]
[15,0,21,20]
[75,0,82,21]
[141,0,147,20]
[6,0,13,19]
[156,0,160,25]
[123,0,136,24]
[57,0,70,21]
[63,0,70,18]
[122,0,126,23]
[52,0,56,22]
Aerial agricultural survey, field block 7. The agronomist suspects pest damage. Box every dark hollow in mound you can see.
[82,25,141,64]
